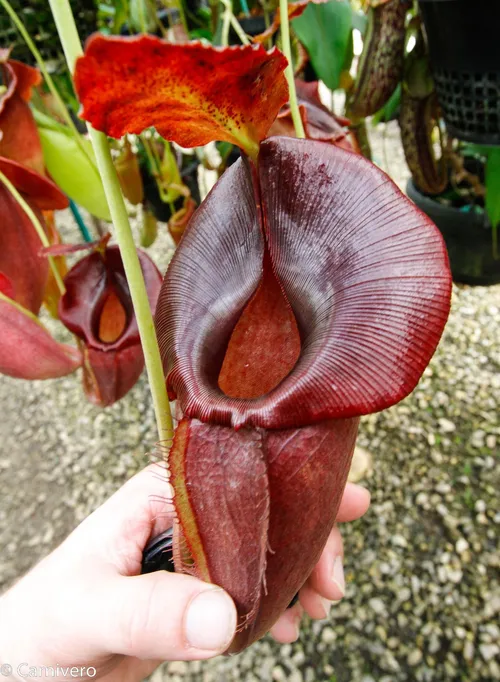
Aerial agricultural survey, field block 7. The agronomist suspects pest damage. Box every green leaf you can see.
[33,108,71,134]
[351,9,367,35]
[112,0,129,34]
[51,71,80,115]
[485,148,500,227]
[38,127,111,221]
[292,0,353,91]
[485,147,500,257]
[463,143,490,157]
[189,28,213,41]
[372,83,401,126]
[129,0,156,32]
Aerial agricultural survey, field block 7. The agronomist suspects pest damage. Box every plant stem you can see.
[141,133,160,176]
[165,0,189,35]
[279,0,305,138]
[0,0,97,173]
[49,0,174,443]
[138,0,148,33]
[0,170,66,295]
[141,133,170,203]
[230,14,250,45]
[219,0,249,45]
[221,0,231,46]
[150,135,164,173]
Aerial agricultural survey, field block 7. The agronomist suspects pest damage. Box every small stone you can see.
[429,633,441,654]
[483,624,500,640]
[454,626,467,639]
[348,446,373,483]
[392,534,408,548]
[479,643,499,662]
[368,598,386,615]
[486,434,497,449]
[304,668,315,682]
[168,661,189,675]
[416,492,429,506]
[407,649,423,666]
[381,651,400,672]
[411,575,421,593]
[470,429,486,448]
[42,525,54,545]
[436,481,451,494]
[455,538,469,554]
[463,640,475,661]
[292,650,306,667]
[438,418,456,433]
[272,666,287,681]
[321,626,336,644]
[398,587,412,603]
[475,499,487,513]
[448,567,464,583]
[397,613,408,628]
[489,661,500,680]
[436,503,449,517]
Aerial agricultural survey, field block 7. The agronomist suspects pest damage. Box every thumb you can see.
[94,571,237,661]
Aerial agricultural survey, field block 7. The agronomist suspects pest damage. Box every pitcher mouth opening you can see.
[93,285,129,345]
[218,253,301,401]
[158,138,452,432]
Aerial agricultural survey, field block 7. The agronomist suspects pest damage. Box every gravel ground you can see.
[0,124,499,681]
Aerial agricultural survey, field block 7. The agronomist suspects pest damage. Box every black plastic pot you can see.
[407,179,500,286]
[120,7,180,36]
[418,0,500,145]
[228,14,275,44]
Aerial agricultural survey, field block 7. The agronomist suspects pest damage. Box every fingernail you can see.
[185,588,237,651]
[291,615,301,641]
[332,556,345,596]
[320,597,332,619]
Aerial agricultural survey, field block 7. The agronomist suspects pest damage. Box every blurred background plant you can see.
[1,0,499,407]
[0,0,96,112]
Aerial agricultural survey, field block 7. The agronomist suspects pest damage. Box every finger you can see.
[299,583,332,620]
[269,603,303,644]
[96,463,175,538]
[63,464,175,574]
[335,483,371,523]
[91,571,237,661]
[306,526,345,601]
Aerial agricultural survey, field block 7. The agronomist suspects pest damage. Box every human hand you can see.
[0,464,369,681]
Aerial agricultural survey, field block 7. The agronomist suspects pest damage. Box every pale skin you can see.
[0,464,370,682]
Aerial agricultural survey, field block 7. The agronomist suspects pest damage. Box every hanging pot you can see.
[407,178,500,285]
[418,0,500,145]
